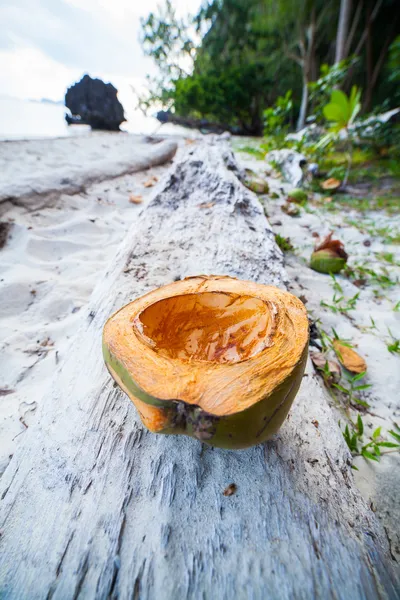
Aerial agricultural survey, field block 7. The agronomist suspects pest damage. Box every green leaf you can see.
[362,449,379,462]
[351,464,359,471]
[331,89,349,120]
[323,102,345,124]
[348,86,361,124]
[357,415,364,437]
[331,327,339,340]
[353,384,372,391]
[376,441,400,448]
[373,445,381,456]
[372,427,382,440]
[389,429,400,442]
[352,371,366,382]
[352,398,370,408]
[332,383,350,394]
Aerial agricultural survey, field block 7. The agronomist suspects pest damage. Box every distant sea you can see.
[0,95,184,140]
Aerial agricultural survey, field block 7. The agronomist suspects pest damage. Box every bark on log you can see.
[0,140,399,600]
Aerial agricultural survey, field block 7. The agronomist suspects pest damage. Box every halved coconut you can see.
[103,275,309,449]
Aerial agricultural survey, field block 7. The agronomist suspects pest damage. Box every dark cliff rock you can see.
[65,74,125,131]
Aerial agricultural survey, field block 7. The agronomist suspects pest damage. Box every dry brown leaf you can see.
[143,175,159,188]
[314,231,348,260]
[310,351,341,383]
[198,202,215,209]
[143,178,156,188]
[321,177,341,191]
[185,138,196,145]
[129,194,143,204]
[223,483,237,496]
[332,340,367,374]
[311,419,319,428]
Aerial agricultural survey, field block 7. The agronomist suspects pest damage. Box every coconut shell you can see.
[103,275,309,449]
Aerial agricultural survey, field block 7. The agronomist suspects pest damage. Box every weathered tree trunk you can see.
[296,11,316,131]
[335,0,352,64]
[364,0,374,111]
[297,76,309,132]
[0,141,399,599]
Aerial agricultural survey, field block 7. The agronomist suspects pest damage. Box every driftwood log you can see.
[0,138,178,208]
[0,140,399,599]
[156,111,259,136]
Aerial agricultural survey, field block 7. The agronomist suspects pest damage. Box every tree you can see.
[139,0,400,133]
[335,0,352,63]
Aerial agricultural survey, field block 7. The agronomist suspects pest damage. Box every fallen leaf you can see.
[332,341,367,374]
[314,231,348,259]
[321,178,341,191]
[312,232,320,238]
[353,278,367,288]
[129,194,143,204]
[223,483,237,497]
[311,419,319,428]
[198,202,215,209]
[310,351,341,384]
[143,179,155,188]
[323,196,333,203]
[185,138,196,145]
[143,175,158,188]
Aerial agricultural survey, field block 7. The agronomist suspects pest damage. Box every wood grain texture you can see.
[0,140,399,600]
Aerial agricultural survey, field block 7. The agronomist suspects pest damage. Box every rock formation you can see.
[65,74,125,131]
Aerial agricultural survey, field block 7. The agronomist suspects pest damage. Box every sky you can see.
[0,0,200,104]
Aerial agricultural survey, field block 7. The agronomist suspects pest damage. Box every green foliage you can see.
[320,275,360,314]
[333,371,371,408]
[323,86,361,132]
[318,86,362,185]
[140,0,400,131]
[387,36,400,86]
[387,339,400,354]
[238,146,265,160]
[263,91,293,136]
[309,58,358,122]
[343,418,400,463]
[275,233,294,252]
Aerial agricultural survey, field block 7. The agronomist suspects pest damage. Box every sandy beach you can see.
[235,146,400,558]
[0,132,179,475]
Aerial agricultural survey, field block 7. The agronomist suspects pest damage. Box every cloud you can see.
[0,0,153,77]
[0,0,201,99]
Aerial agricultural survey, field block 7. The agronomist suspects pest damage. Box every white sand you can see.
[0,132,180,475]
